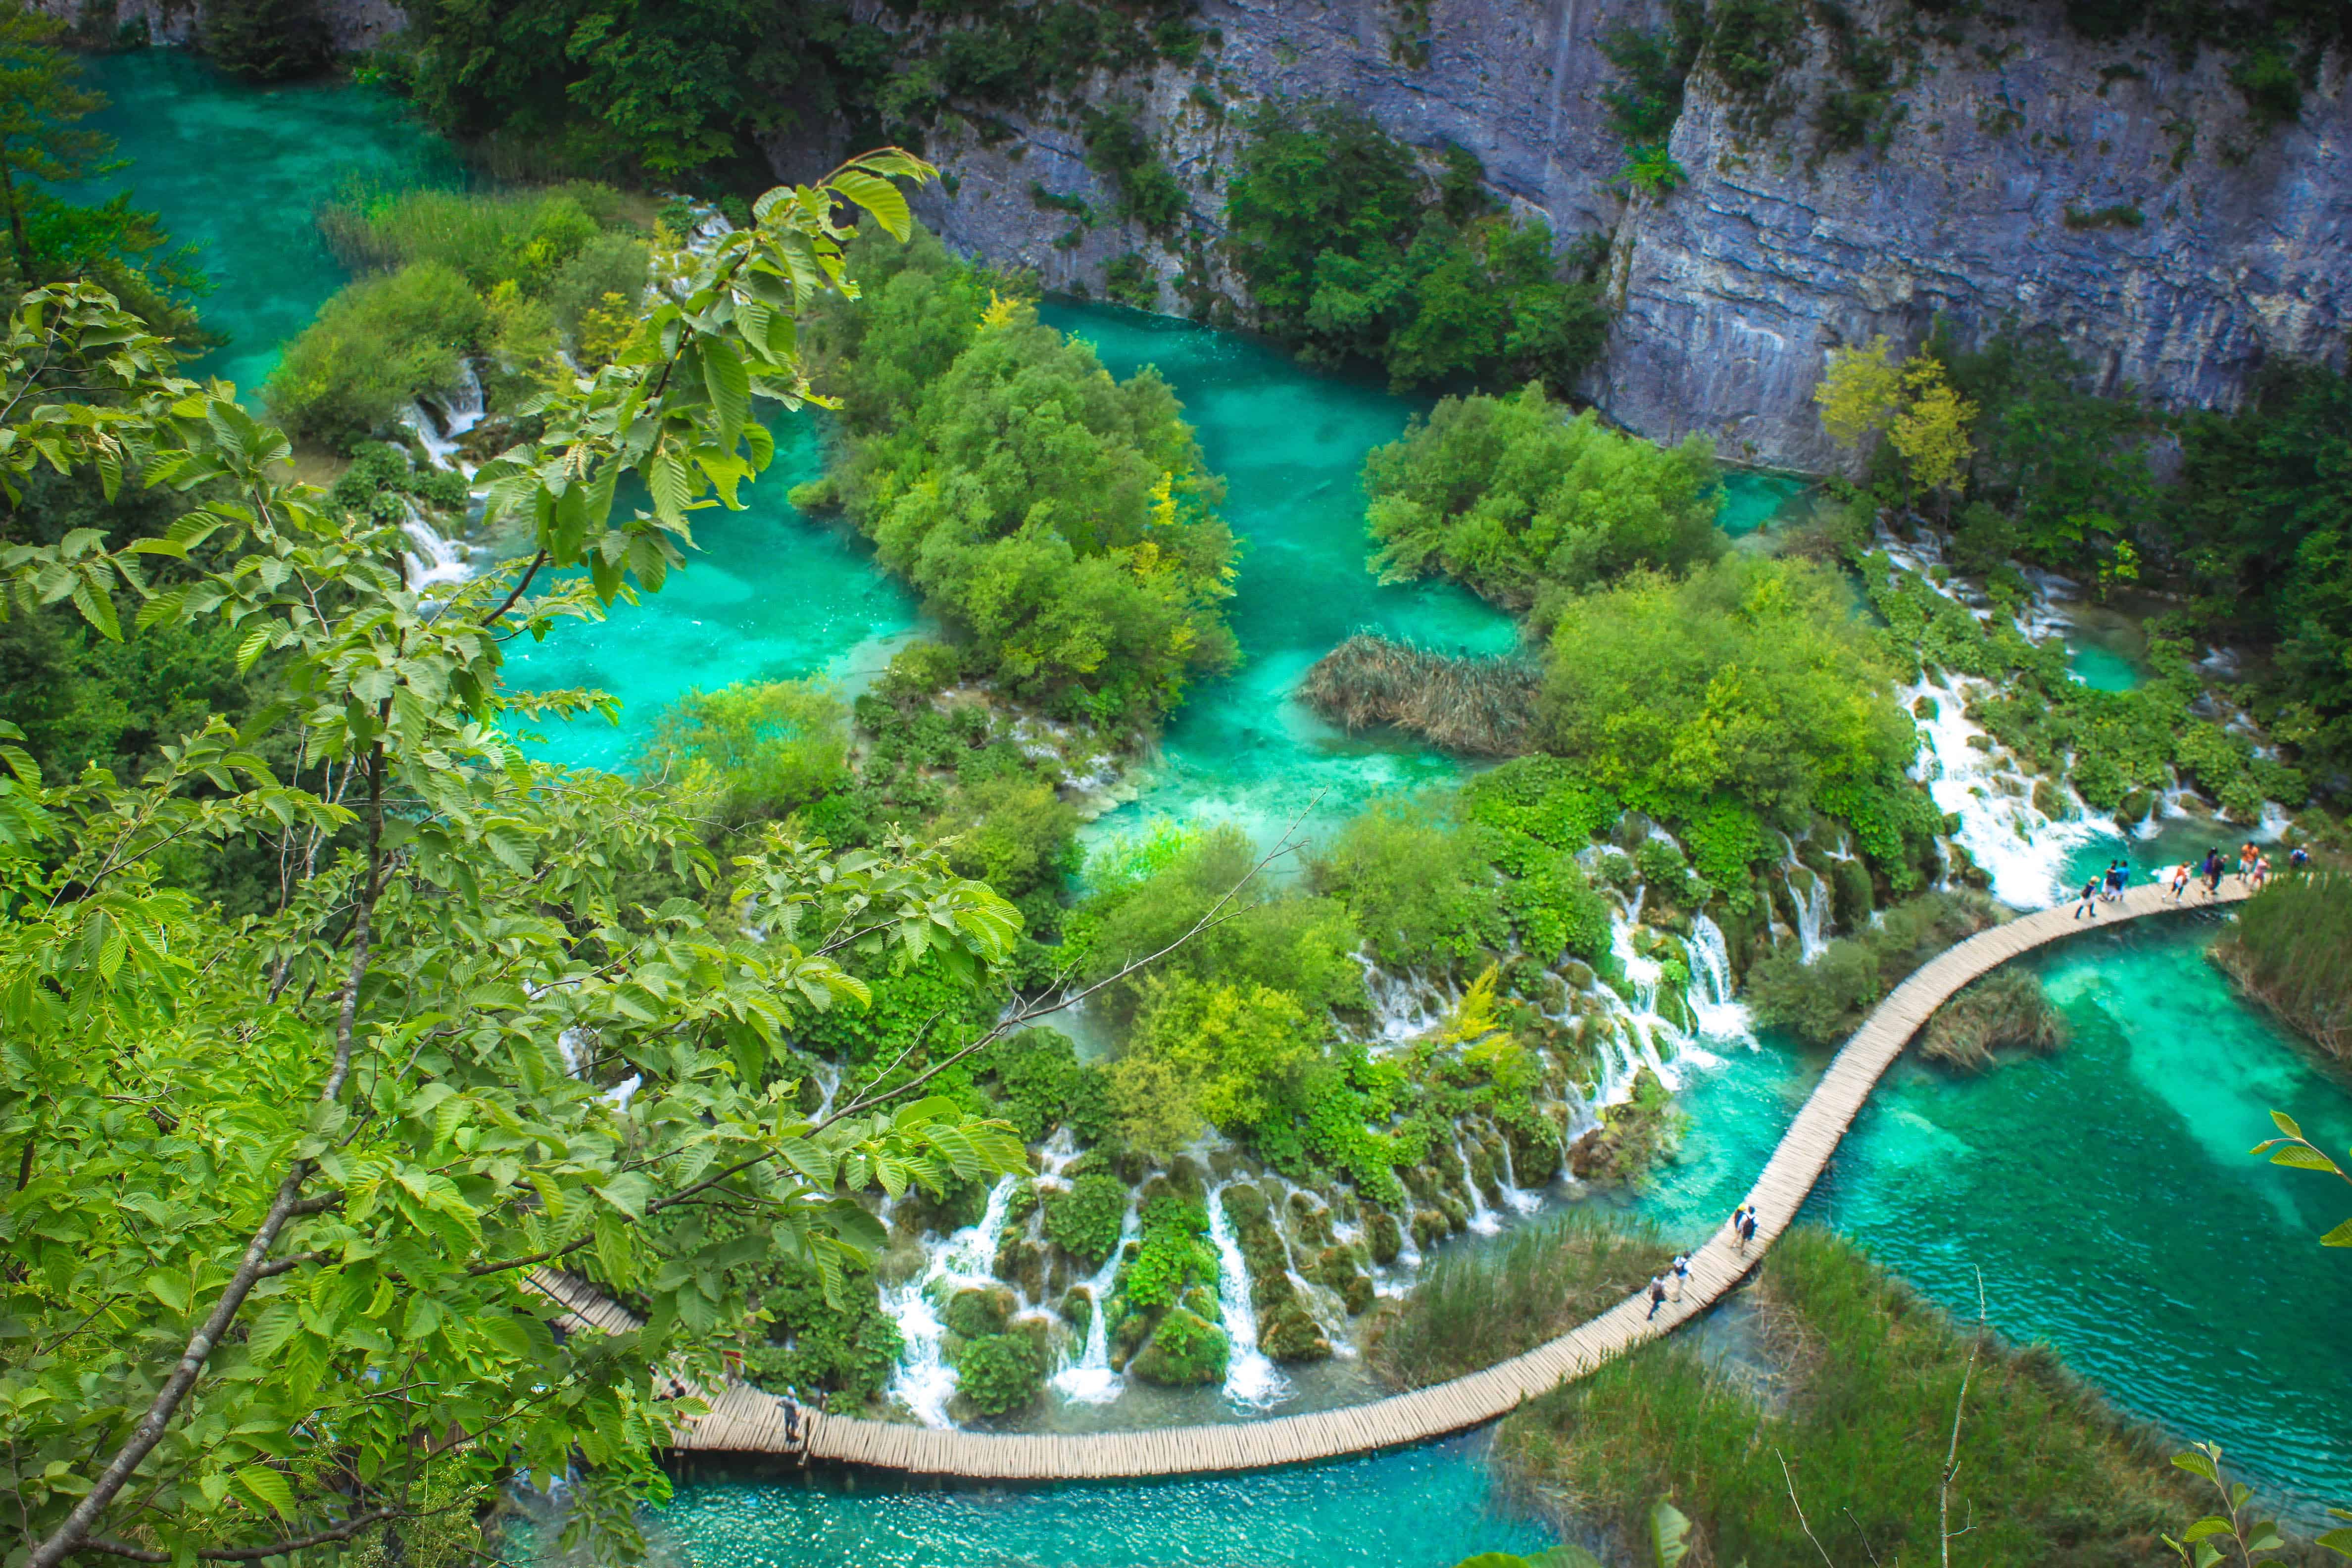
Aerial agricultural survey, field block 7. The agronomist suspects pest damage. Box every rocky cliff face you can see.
[780,0,2346,472]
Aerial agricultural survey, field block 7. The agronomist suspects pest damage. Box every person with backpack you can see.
[2074,876,2103,919]
[1646,1274,1669,1321]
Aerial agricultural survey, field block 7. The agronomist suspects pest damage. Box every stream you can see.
[87,49,2352,1565]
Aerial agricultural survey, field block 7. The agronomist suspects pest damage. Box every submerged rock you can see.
[1257,1300,1332,1363]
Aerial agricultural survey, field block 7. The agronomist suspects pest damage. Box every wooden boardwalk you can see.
[540,880,2245,1478]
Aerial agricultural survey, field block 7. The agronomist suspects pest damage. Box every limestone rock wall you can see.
[782,0,2346,471]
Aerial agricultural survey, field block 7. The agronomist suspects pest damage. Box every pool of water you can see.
[1715,469,1810,537]
[81,49,463,394]
[638,1433,1554,1568]
[1628,914,2352,1519]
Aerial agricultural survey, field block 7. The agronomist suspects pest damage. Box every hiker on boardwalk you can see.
[1729,1202,1753,1254]
[2103,859,2128,901]
[2239,842,2259,884]
[2073,876,2103,919]
[1737,1206,1758,1251]
[1668,1252,1691,1303]
[2167,861,2192,903]
[2254,853,2271,890]
[2291,844,2311,872]
[1646,1274,1669,1321]
[2201,848,2224,898]
[780,1386,802,1449]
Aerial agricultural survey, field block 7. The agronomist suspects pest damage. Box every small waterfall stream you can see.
[398,496,472,590]
[1781,840,1832,962]
[1206,1186,1287,1409]
[1450,1126,1501,1235]
[883,1176,1020,1427]
[1049,1202,1139,1405]
[1685,914,1754,1044]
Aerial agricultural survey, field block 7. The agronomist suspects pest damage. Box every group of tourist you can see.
[2073,840,2309,919]
[1643,1206,1763,1321]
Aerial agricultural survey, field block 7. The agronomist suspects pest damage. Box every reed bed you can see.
[2212,870,2352,1061]
[1917,966,2069,1071]
[1297,633,1541,756]
[1495,1227,2216,1568]
[1369,1211,1670,1388]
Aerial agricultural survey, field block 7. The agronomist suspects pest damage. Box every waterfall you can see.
[882,1176,1019,1427]
[1206,1186,1288,1409]
[401,360,486,475]
[1049,1201,1138,1406]
[810,1060,840,1121]
[1450,1126,1501,1235]
[1903,673,2108,909]
[1782,845,1831,963]
[1491,1125,1546,1213]
[1356,956,1457,1043]
[1605,896,1686,1091]
[1685,914,1755,1045]
[398,496,472,590]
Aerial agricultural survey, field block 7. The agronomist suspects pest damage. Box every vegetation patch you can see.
[1370,1211,1672,1388]
[1917,965,2069,1071]
[1748,890,2004,1046]
[1493,1227,2205,1566]
[1298,634,1542,756]
[2211,871,2352,1061]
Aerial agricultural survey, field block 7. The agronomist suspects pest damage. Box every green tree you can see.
[0,152,1060,1568]
[0,0,108,282]
[200,0,335,82]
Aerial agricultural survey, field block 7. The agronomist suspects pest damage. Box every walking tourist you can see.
[2239,842,2259,883]
[1730,1202,1754,1254]
[2167,861,2191,902]
[1646,1274,1669,1320]
[2291,844,2310,872]
[780,1386,801,1448]
[2254,853,2271,889]
[1669,1252,1691,1303]
[2104,859,2128,901]
[2202,848,2224,898]
[1738,1207,1759,1250]
[2073,877,2102,919]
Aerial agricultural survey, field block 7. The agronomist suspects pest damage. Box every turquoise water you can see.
[644,1435,1552,1568]
[1715,469,1809,537]
[1635,915,2352,1518]
[1039,303,1520,850]
[2068,638,2144,691]
[81,50,462,394]
[500,423,925,773]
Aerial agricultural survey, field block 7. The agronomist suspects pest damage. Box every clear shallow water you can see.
[642,1435,1552,1568]
[82,50,463,394]
[1715,469,1809,537]
[1633,915,2352,1518]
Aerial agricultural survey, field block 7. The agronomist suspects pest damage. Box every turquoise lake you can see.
[80,48,2352,1563]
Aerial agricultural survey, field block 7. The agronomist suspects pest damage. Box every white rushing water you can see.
[1206,1186,1288,1409]
[398,495,472,590]
[1685,913,1755,1044]
[883,1176,1019,1427]
[402,359,486,474]
[1781,841,1832,962]
[1904,672,2112,909]
[1049,1201,1139,1406]
[1450,1126,1501,1235]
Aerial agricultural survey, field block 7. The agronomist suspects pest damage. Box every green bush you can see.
[1364,385,1725,611]
[201,0,333,81]
[932,770,1079,899]
[985,1029,1114,1145]
[549,229,652,341]
[1121,1194,1217,1310]
[1748,891,2002,1045]
[1539,555,1915,827]
[1043,1173,1129,1266]
[1312,800,1510,969]
[264,262,489,451]
[635,679,850,820]
[955,1331,1043,1416]
[1224,102,1609,393]
[737,1260,903,1406]
[809,229,1240,729]
[319,186,612,295]
[2212,870,2352,1061]
[1108,976,1323,1155]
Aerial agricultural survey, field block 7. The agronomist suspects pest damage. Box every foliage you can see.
[1372,1210,1669,1387]
[1814,335,1976,502]
[1813,336,1905,449]
[983,1028,1114,1146]
[263,261,490,452]
[2060,0,2350,128]
[0,154,1054,1567]
[399,0,1207,186]
[1364,384,1724,613]
[2211,871,2352,1062]
[931,768,1080,899]
[1917,965,2069,1070]
[1081,99,1187,233]
[2167,360,2352,782]
[200,0,334,82]
[1129,1302,1227,1384]
[319,184,617,294]
[1313,798,1510,969]
[1120,1194,1217,1310]
[733,1256,904,1405]
[808,228,1239,729]
[637,679,851,820]
[1043,1172,1129,1265]
[1495,1228,2205,1567]
[1224,101,1609,394]
[1748,891,2004,1046]
[1297,633,1542,756]
[0,3,205,335]
[1538,555,1916,828]
[953,1331,1043,1416]
[1599,4,1706,149]
[1108,975,1323,1154]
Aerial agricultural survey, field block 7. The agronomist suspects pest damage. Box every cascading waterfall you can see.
[1449,1126,1501,1235]
[1904,672,2108,908]
[1050,1202,1139,1405]
[1684,914,1755,1044]
[402,360,486,474]
[1356,956,1458,1043]
[1206,1186,1288,1408]
[397,496,472,590]
[1604,896,1685,1090]
[883,1176,1019,1427]
[1781,842,1832,962]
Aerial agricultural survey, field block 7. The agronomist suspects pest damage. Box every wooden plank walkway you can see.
[540,880,2246,1478]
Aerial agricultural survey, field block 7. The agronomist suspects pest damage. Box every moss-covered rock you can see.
[994,1237,1046,1302]
[1108,1303,1154,1371]
[1831,855,1875,930]
[954,1331,1042,1417]
[1313,1245,1376,1315]
[1130,1307,1229,1385]
[1061,1285,1094,1339]
[1179,1284,1224,1325]
[1365,1207,1403,1266]
[1258,1300,1332,1362]
[2032,777,2072,821]
[943,1285,1016,1341]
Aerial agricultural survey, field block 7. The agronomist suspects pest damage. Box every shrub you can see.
[319,186,612,295]
[1918,967,2069,1071]
[1108,976,1323,1155]
[549,230,652,343]
[1043,1173,1129,1266]
[1365,385,1724,612]
[955,1332,1043,1416]
[1538,555,1915,826]
[1312,800,1510,969]
[986,1028,1114,1145]
[265,262,488,451]
[932,771,1079,899]
[2211,870,2352,1061]
[635,680,849,820]
[1748,891,2003,1046]
[201,0,333,81]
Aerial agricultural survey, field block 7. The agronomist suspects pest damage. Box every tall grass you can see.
[1298,633,1541,756]
[2214,871,2352,1060]
[317,181,632,294]
[1370,1211,1670,1388]
[1918,966,2068,1071]
[1495,1227,2206,1567]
